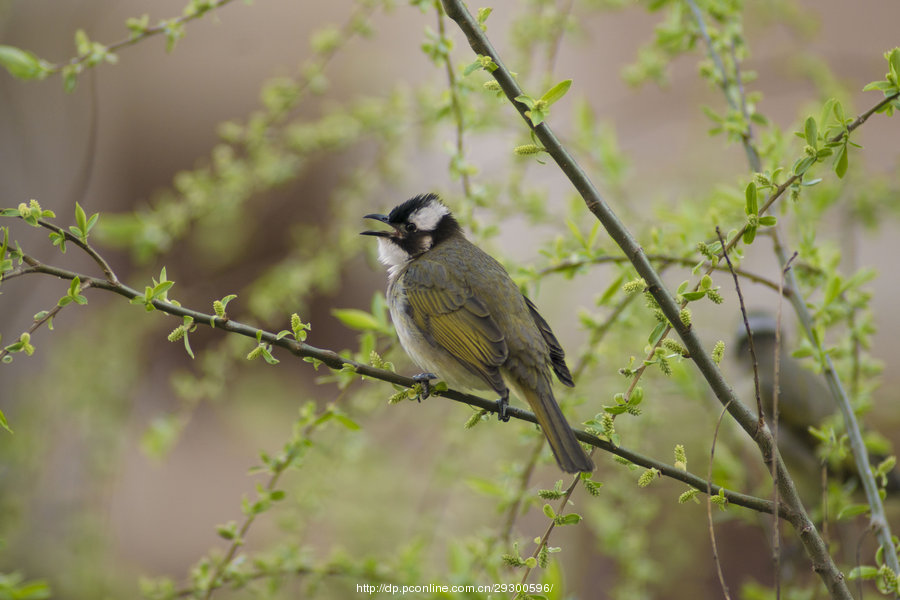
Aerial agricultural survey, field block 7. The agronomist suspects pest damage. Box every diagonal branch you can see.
[36,218,118,283]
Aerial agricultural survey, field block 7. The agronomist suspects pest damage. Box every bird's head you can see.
[361,193,462,270]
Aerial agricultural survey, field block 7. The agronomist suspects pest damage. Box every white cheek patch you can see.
[409,201,449,232]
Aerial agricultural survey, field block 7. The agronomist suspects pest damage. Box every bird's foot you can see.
[497,391,510,422]
[412,372,437,402]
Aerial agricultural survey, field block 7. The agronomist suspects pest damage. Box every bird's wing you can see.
[523,295,574,387]
[403,259,508,388]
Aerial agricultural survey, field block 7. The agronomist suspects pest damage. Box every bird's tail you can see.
[520,384,594,473]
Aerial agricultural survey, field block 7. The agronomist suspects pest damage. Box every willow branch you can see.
[35,218,119,283]
[685,0,761,172]
[540,253,790,296]
[520,469,583,586]
[773,229,900,581]
[435,1,473,200]
[46,0,238,74]
[438,1,851,596]
[7,256,785,518]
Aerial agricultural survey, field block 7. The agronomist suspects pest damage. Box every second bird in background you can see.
[734,312,900,494]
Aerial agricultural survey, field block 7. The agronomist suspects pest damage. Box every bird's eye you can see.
[405,222,417,233]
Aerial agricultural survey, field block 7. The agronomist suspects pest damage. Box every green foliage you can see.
[515,79,573,127]
[129,267,175,311]
[862,47,900,116]
[0,571,51,599]
[0,46,49,81]
[1,1,900,599]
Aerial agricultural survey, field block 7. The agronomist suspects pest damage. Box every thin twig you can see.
[435,1,473,200]
[35,217,118,283]
[46,0,238,74]
[500,437,546,545]
[685,0,761,172]
[716,225,764,430]
[0,280,89,362]
[517,465,585,588]
[543,0,575,86]
[707,402,734,600]
[771,250,797,600]
[540,253,790,296]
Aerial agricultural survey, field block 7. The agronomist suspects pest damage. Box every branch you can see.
[520,469,583,585]
[540,253,791,296]
[8,257,786,518]
[685,0,761,172]
[434,1,473,200]
[37,218,118,283]
[438,1,851,596]
[716,226,764,430]
[47,0,238,74]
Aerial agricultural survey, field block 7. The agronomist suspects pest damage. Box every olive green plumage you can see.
[364,194,593,473]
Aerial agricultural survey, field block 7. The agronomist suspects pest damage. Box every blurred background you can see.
[1,0,900,597]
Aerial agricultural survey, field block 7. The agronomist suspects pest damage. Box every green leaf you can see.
[837,503,870,520]
[758,215,777,227]
[75,201,87,236]
[152,280,175,298]
[804,116,817,148]
[555,513,582,525]
[463,60,483,76]
[0,45,45,80]
[863,80,893,92]
[742,226,757,245]
[542,503,556,519]
[466,477,505,497]
[824,275,842,305]
[540,79,572,106]
[527,108,546,127]
[515,94,535,109]
[332,308,382,332]
[848,565,880,580]
[834,143,848,178]
[744,181,758,215]
[183,333,195,359]
[0,408,12,433]
[648,321,667,346]
[216,522,237,540]
[333,413,361,430]
[598,272,625,305]
[889,47,900,82]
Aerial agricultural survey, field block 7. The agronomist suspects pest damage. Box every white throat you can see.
[376,237,412,279]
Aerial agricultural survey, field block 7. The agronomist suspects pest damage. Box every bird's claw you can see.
[412,372,437,402]
[497,391,510,422]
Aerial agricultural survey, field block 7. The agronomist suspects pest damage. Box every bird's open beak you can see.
[361,213,395,237]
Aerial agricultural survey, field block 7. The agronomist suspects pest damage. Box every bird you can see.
[361,193,594,473]
[734,312,899,493]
